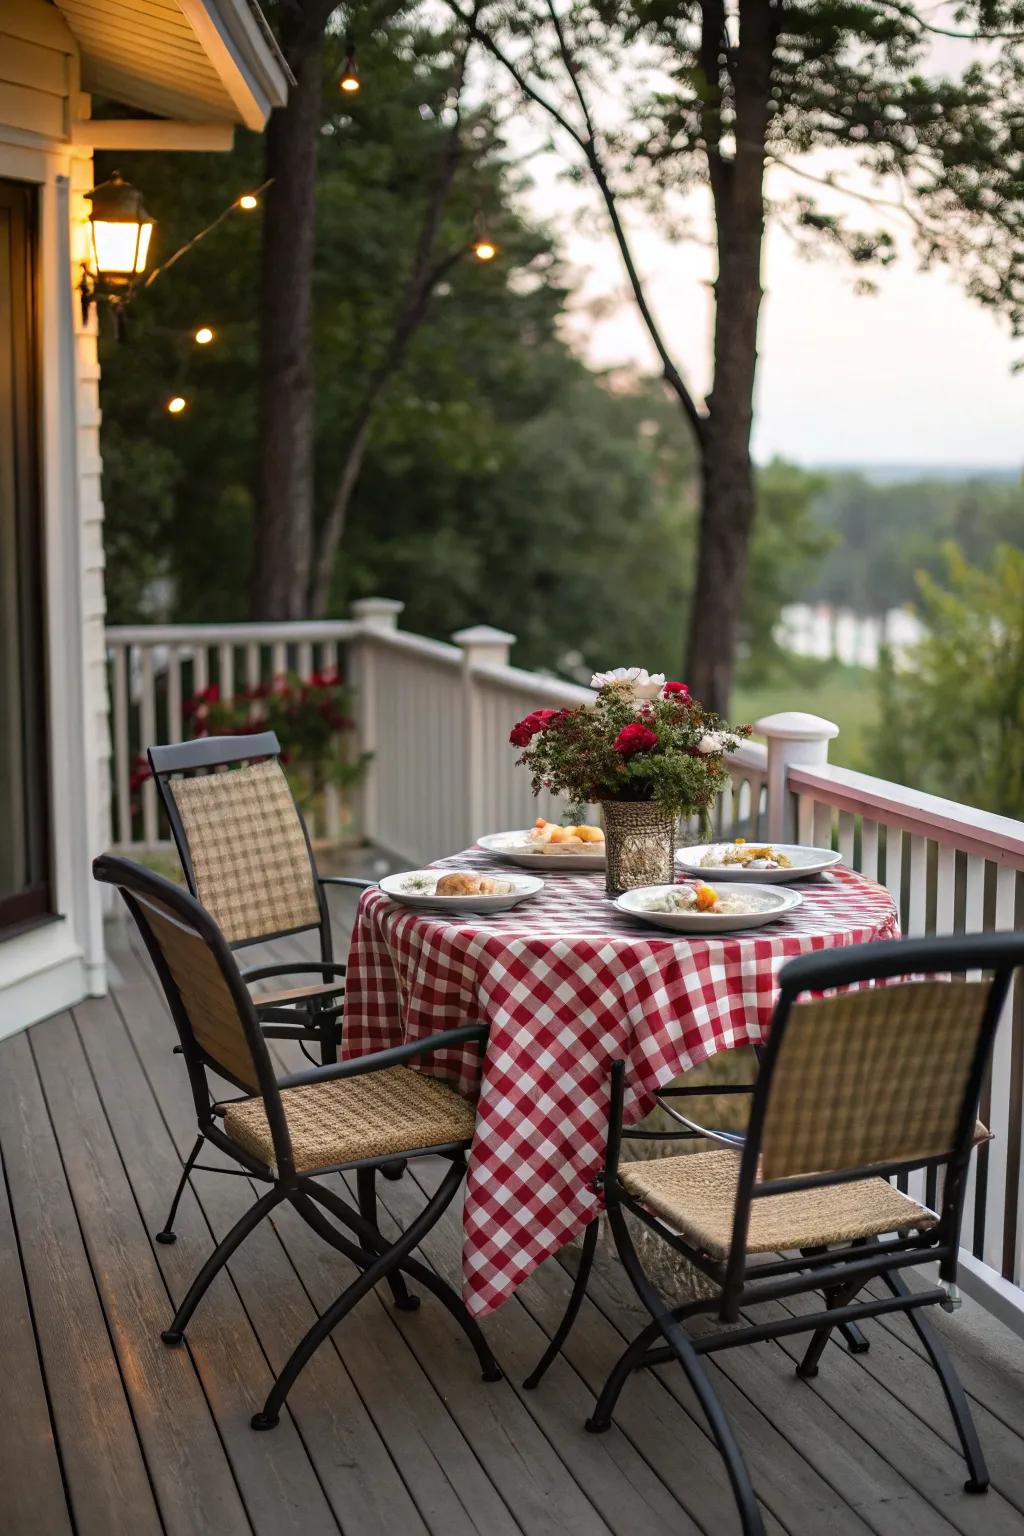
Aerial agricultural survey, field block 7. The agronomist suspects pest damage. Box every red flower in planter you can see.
[663,681,690,700]
[509,708,565,748]
[613,723,658,756]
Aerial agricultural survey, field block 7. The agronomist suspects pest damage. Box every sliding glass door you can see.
[0,178,51,932]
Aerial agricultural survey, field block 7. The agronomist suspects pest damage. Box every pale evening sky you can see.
[492,27,1023,471]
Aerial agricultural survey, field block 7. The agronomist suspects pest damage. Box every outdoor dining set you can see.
[93,729,1021,1536]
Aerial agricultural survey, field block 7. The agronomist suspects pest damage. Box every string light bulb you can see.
[194,325,214,345]
[238,193,259,210]
[166,395,187,415]
[473,239,497,262]
[339,46,360,93]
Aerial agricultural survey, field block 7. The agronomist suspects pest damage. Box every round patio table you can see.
[342,848,899,1316]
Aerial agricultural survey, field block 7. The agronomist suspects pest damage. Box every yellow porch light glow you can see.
[238,193,259,210]
[86,171,154,283]
[340,47,360,92]
[194,326,215,345]
[167,396,187,415]
[473,240,497,262]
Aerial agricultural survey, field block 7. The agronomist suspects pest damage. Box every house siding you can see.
[0,0,109,1032]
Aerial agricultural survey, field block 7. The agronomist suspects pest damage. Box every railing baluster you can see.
[961,854,987,1253]
[860,817,878,881]
[837,810,855,866]
[796,794,814,845]
[139,647,158,849]
[218,642,235,704]
[112,643,131,848]
[906,835,927,936]
[167,646,183,744]
[812,800,832,849]
[984,865,1017,1273]
[882,822,903,917]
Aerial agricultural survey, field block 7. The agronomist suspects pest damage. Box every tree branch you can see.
[446,0,708,439]
[868,0,1024,40]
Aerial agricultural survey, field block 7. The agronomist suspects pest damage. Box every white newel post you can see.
[453,625,516,846]
[351,599,404,844]
[756,711,839,842]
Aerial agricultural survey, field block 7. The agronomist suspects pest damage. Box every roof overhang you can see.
[53,0,290,133]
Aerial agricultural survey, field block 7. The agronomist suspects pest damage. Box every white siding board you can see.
[0,34,70,96]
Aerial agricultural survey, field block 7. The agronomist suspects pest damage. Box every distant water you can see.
[802,462,1022,487]
[777,603,924,669]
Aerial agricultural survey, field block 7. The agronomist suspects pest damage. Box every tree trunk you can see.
[308,408,373,616]
[250,14,324,620]
[685,0,774,713]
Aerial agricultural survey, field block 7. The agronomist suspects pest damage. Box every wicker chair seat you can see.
[621,1149,937,1259]
[224,1066,477,1173]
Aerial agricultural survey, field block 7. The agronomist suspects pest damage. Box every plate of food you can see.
[379,869,543,913]
[477,818,606,870]
[615,881,803,933]
[675,840,842,884]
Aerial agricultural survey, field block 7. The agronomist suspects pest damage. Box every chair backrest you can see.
[148,733,324,948]
[726,932,1024,1284]
[93,853,294,1172]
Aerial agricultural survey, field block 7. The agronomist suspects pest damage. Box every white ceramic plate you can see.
[675,843,842,884]
[477,830,606,871]
[616,883,803,934]
[379,869,544,913]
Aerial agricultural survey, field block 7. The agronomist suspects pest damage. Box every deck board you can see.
[1,917,1023,1536]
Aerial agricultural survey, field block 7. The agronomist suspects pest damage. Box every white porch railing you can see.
[105,597,1024,1338]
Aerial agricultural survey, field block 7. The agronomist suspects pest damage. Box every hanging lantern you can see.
[81,171,154,337]
[471,211,498,262]
[339,46,360,93]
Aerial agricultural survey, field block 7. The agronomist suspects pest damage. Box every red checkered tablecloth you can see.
[342,849,899,1315]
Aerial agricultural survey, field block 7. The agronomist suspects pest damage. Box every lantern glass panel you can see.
[90,218,152,277]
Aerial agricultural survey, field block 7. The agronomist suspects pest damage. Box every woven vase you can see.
[601,800,678,897]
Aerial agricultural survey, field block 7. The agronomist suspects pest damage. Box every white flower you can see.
[697,731,726,755]
[590,667,666,701]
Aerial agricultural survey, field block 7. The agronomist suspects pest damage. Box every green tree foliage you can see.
[872,544,1024,815]
[97,21,825,678]
[805,472,1024,617]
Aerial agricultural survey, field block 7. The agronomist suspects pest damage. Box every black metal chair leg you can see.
[252,1160,480,1430]
[162,1186,285,1344]
[524,1218,599,1388]
[800,1247,869,1354]
[355,1166,419,1311]
[155,1133,204,1244]
[299,1183,502,1383]
[882,1272,990,1493]
[603,1199,766,1536]
[586,1314,667,1431]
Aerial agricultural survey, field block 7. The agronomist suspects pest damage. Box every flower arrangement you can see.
[128,669,370,831]
[510,668,750,821]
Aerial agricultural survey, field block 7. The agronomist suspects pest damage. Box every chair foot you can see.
[155,1230,177,1245]
[795,1362,818,1379]
[161,1329,183,1346]
[482,1365,503,1383]
[380,1160,407,1182]
[840,1321,870,1354]
[964,1478,989,1495]
[394,1294,421,1312]
[250,1412,279,1432]
[585,1415,612,1434]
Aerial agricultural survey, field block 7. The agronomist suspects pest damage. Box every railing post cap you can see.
[755,711,840,742]
[352,597,404,630]
[452,625,517,647]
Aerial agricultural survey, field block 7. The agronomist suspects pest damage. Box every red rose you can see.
[663,681,690,700]
[614,723,658,756]
[509,708,566,748]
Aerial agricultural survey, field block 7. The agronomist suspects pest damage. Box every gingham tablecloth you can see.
[342,849,899,1315]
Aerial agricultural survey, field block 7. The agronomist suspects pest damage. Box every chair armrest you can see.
[276,1022,489,1090]
[242,961,346,983]
[318,876,376,891]
[654,1084,757,1097]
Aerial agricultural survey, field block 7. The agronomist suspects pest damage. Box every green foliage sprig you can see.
[510,677,750,815]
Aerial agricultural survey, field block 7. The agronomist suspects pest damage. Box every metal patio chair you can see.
[148,731,365,1071]
[525,931,1021,1536]
[93,854,501,1426]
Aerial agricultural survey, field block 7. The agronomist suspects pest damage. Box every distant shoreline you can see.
[778,461,1022,486]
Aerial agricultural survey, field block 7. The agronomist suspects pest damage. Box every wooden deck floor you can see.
[2,898,1024,1536]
